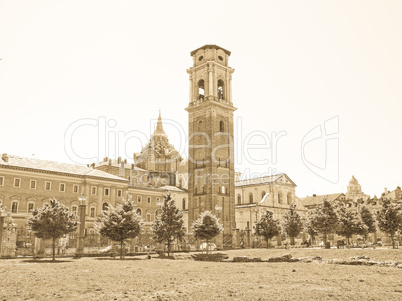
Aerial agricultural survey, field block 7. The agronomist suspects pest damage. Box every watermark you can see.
[301,116,339,184]
[64,116,287,168]
[64,115,340,184]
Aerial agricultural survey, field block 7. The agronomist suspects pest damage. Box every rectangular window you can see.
[72,206,77,214]
[90,207,95,218]
[0,176,4,186]
[45,181,51,190]
[91,186,97,195]
[14,178,21,188]
[146,213,151,222]
[147,196,151,204]
[117,189,122,197]
[59,183,65,192]
[12,202,18,213]
[28,203,34,212]
[137,196,142,203]
[73,185,79,193]
[104,188,110,196]
[30,180,36,189]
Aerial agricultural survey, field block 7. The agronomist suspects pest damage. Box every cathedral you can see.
[0,45,306,254]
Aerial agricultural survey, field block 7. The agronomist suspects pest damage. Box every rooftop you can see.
[300,193,345,207]
[94,158,146,171]
[190,44,231,56]
[0,153,128,182]
[235,173,296,187]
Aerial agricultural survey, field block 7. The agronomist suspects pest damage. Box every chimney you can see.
[1,154,9,162]
[124,158,127,164]
[117,156,121,164]
[131,164,135,170]
[313,194,317,197]
[108,159,112,165]
[384,188,388,195]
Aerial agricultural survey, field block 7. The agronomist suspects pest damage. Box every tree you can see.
[282,205,303,245]
[304,211,319,245]
[376,198,402,249]
[310,201,338,248]
[359,205,376,243]
[95,199,142,259]
[254,210,281,248]
[336,205,365,246]
[151,193,186,256]
[191,211,223,254]
[28,198,78,261]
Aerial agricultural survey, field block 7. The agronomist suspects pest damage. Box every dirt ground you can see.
[0,248,401,301]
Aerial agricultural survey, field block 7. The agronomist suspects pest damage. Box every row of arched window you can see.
[197,79,225,100]
[236,192,293,205]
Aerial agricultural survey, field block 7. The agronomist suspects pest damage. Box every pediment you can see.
[275,174,297,187]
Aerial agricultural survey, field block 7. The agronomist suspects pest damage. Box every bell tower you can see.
[185,45,236,239]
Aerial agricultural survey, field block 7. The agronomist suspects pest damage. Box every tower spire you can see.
[154,110,166,135]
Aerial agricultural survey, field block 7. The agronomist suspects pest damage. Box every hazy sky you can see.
[1,0,401,198]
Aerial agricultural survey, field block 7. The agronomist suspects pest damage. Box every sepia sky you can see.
[1,0,401,198]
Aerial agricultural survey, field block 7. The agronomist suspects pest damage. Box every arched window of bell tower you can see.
[198,79,205,100]
[217,80,224,100]
[219,120,225,132]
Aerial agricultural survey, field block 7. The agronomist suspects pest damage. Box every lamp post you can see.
[214,204,222,218]
[76,194,87,256]
[0,205,5,258]
[214,204,223,249]
[155,196,165,252]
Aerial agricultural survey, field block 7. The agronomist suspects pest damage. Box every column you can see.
[226,76,230,102]
[245,228,251,248]
[76,203,86,256]
[276,235,282,247]
[231,228,238,249]
[229,76,232,102]
[235,229,240,249]
[208,65,213,96]
[189,75,193,102]
[0,215,4,258]
[35,237,45,258]
[215,232,223,250]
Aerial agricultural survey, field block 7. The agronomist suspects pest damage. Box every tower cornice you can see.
[187,61,235,73]
[190,44,231,56]
[185,98,237,113]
